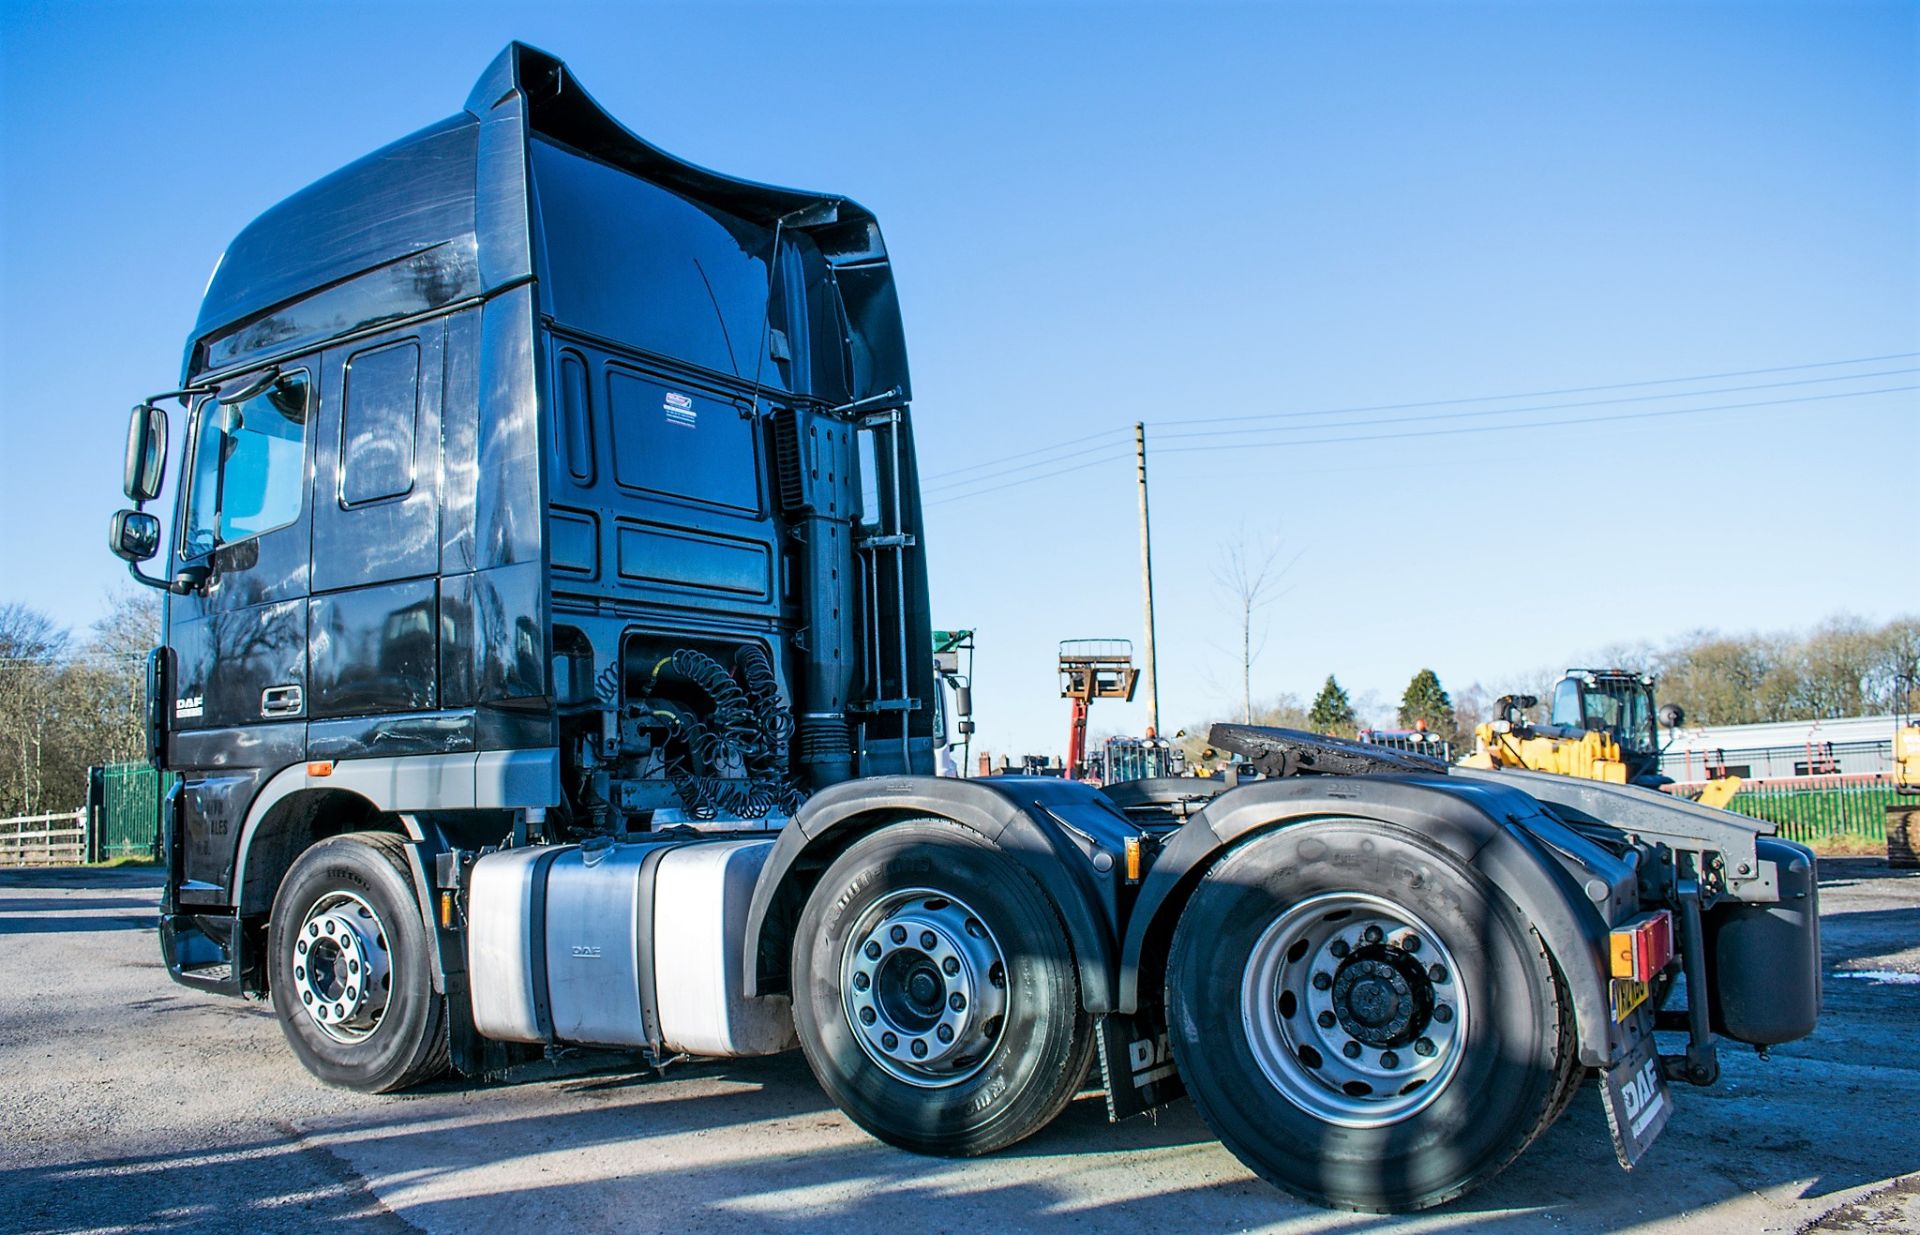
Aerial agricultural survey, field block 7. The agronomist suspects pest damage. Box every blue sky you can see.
[1,1,1914,758]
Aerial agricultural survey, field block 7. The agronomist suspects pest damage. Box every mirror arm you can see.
[144,382,213,406]
[124,560,173,593]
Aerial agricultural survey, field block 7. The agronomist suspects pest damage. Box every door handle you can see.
[261,685,304,717]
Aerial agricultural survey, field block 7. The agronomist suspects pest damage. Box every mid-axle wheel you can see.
[792,819,1094,1156]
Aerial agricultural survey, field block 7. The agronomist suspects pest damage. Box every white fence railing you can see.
[0,810,87,867]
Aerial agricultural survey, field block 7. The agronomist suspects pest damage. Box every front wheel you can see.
[791,819,1095,1156]
[1166,821,1575,1212]
[267,832,448,1092]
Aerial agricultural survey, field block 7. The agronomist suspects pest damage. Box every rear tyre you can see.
[791,819,1095,1156]
[268,832,448,1093]
[1166,821,1574,1212]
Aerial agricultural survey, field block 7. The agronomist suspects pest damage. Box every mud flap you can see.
[1600,1028,1672,1167]
[1096,1010,1186,1121]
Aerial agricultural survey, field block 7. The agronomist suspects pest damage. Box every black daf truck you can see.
[107,43,1821,1212]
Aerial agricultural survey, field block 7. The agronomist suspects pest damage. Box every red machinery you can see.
[1058,639,1140,780]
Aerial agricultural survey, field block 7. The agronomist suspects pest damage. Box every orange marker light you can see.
[306,761,334,778]
[1124,836,1143,883]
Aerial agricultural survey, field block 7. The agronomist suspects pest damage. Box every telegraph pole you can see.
[1134,422,1160,734]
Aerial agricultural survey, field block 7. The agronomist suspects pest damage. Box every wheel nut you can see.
[949,992,966,1012]
[1363,925,1383,944]
[1428,963,1448,983]
[865,941,882,960]
[1433,1003,1454,1024]
[294,966,305,980]
[348,960,359,975]
[859,1006,876,1025]
[890,925,907,944]
[1415,1037,1436,1056]
[1403,935,1421,953]
[296,940,307,955]
[1313,972,1333,991]
[1381,1050,1399,1068]
[1330,939,1349,958]
[937,1024,955,1043]
[881,1031,898,1050]
[1317,1011,1336,1028]
[1342,1041,1362,1059]
[942,957,960,976]
[853,972,870,991]
[920,931,937,950]
[308,922,319,937]
[911,1039,928,1058]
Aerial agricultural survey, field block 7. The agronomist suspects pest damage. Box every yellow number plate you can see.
[1611,977,1650,1022]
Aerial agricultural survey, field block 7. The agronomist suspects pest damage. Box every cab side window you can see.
[340,341,420,506]
[182,372,311,556]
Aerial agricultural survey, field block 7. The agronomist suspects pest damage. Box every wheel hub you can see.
[290,892,391,1044]
[1332,950,1431,1046]
[842,890,1009,1088]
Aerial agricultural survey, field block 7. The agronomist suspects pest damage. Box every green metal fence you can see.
[1716,777,1901,846]
[89,762,174,862]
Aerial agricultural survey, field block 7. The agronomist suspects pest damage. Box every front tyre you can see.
[268,832,448,1093]
[1166,821,1574,1212]
[791,820,1095,1156]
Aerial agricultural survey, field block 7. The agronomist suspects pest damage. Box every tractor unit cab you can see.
[109,42,933,904]
[1549,669,1672,785]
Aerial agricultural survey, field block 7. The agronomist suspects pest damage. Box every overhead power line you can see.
[922,425,1130,484]
[1145,350,1920,430]
[923,450,1134,507]
[919,382,1914,507]
[1151,383,1917,455]
[1149,366,1920,442]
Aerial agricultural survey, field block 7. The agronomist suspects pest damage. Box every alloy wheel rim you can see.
[1240,890,1468,1127]
[841,888,1009,1088]
[291,890,393,1044]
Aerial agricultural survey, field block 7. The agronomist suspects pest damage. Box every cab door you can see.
[167,367,315,901]
[305,322,447,757]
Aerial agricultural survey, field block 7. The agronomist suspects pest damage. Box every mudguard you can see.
[743,775,1138,1013]
[1117,774,1639,1069]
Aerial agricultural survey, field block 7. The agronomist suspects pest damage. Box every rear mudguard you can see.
[743,775,1138,1013]
[1118,774,1640,1070]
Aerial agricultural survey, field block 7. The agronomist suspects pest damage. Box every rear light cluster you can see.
[1609,910,1674,983]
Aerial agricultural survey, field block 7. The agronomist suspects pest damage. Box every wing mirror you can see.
[108,509,162,563]
[1659,704,1685,730]
[123,404,168,503]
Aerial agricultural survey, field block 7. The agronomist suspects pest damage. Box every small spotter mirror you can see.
[1658,704,1685,730]
[108,509,161,563]
[122,404,167,502]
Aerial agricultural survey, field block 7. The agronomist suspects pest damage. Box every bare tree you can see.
[0,604,70,815]
[1212,527,1300,724]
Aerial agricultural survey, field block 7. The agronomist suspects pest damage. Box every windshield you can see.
[182,373,310,556]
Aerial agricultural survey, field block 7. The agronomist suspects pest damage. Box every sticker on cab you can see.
[663,391,697,428]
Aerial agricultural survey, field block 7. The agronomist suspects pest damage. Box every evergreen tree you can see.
[1308,675,1356,736]
[1398,668,1457,738]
